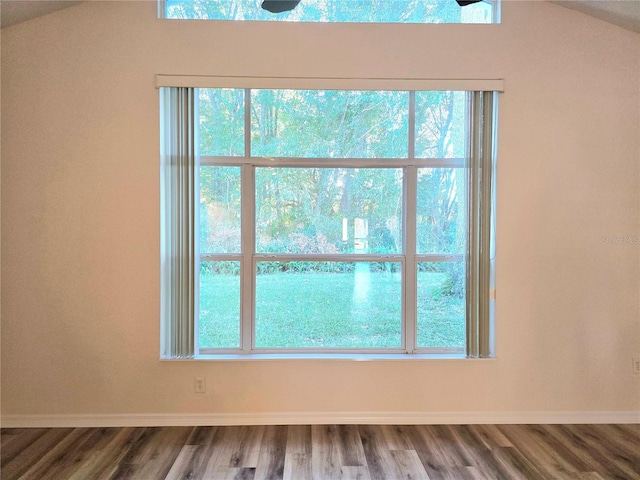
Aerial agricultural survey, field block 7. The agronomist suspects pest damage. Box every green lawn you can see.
[199,267,465,350]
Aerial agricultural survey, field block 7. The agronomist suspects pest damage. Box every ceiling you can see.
[1,1,81,28]
[1,0,639,32]
[551,0,640,33]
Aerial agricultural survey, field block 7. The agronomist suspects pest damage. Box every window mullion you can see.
[200,156,465,168]
[404,92,417,353]
[405,166,418,354]
[408,91,416,160]
[244,88,251,157]
[240,167,254,353]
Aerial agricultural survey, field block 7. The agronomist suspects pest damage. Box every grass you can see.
[417,270,465,349]
[199,266,464,350]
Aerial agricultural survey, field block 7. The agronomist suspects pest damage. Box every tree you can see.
[199,86,464,281]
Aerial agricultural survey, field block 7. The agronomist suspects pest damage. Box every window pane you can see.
[251,90,408,158]
[417,262,465,349]
[199,88,244,156]
[256,168,402,254]
[199,261,241,349]
[166,0,496,24]
[415,91,466,158]
[255,261,402,348]
[416,168,465,254]
[200,166,241,254]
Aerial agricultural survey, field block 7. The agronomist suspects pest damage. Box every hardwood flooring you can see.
[1,424,638,479]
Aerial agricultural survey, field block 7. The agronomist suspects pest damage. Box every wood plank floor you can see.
[1,424,638,479]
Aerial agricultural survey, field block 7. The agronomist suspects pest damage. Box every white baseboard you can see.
[2,411,639,428]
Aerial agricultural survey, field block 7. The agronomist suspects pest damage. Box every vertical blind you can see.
[160,87,198,358]
[465,91,495,358]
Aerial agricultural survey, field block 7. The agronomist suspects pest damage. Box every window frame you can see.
[159,77,500,359]
[158,0,501,24]
[199,161,466,356]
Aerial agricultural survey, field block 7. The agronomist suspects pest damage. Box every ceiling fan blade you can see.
[261,0,302,13]
[456,0,484,5]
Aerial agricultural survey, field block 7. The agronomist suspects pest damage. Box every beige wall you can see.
[1,0,639,421]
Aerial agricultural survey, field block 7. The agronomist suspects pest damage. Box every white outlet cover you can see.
[195,376,206,392]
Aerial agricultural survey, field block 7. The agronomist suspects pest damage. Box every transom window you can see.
[161,0,499,24]
[160,82,496,357]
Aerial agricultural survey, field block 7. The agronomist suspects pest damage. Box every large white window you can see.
[160,79,498,358]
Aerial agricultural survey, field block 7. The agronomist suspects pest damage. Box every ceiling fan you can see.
[261,0,483,14]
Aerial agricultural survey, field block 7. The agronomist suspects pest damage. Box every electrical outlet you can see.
[195,376,206,393]
[633,358,640,375]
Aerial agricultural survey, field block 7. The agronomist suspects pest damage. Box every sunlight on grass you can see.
[417,263,465,349]
[255,263,402,349]
[199,262,241,349]
[199,264,465,350]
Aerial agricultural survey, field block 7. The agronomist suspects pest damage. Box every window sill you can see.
[160,353,496,361]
